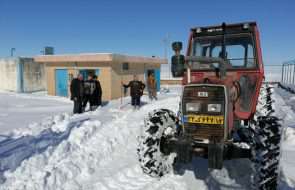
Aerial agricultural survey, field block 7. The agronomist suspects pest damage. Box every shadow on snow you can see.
[174,155,293,189]
[174,157,253,190]
[0,118,89,184]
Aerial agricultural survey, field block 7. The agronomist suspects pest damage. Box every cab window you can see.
[193,33,256,69]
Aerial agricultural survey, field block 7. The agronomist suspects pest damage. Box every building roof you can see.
[34,53,167,64]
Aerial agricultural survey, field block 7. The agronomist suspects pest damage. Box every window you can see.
[192,33,256,69]
[226,45,245,67]
[211,46,221,57]
[122,62,129,70]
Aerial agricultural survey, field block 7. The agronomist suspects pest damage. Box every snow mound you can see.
[1,96,188,190]
[274,88,295,189]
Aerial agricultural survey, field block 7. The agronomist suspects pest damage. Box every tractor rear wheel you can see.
[137,109,178,177]
[251,85,282,190]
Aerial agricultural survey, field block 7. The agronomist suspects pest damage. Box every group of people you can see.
[70,72,158,114]
[70,73,102,114]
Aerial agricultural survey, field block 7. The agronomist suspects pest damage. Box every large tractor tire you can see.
[251,85,282,190]
[137,109,178,177]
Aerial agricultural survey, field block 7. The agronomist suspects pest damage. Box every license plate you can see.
[198,91,208,97]
[187,115,224,125]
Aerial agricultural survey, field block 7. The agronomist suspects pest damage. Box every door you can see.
[79,70,88,80]
[55,69,68,97]
[79,69,99,80]
[154,68,160,91]
[145,69,161,92]
[95,69,100,77]
[145,69,154,92]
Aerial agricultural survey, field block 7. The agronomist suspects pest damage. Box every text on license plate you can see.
[187,115,224,125]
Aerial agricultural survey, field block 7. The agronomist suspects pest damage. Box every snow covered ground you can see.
[0,86,294,190]
[274,88,295,189]
[0,91,72,135]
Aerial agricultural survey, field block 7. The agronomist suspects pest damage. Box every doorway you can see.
[55,69,68,97]
[145,69,160,91]
[79,69,100,80]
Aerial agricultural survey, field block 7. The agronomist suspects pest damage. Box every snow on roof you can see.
[34,53,167,64]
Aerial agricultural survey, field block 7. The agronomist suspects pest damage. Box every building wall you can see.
[22,58,46,92]
[111,62,161,99]
[46,66,55,96]
[0,58,46,93]
[45,62,112,101]
[44,61,161,101]
[0,58,18,91]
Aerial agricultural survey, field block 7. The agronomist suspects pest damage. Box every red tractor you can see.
[138,22,282,189]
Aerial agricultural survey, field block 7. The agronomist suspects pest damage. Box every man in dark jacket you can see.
[122,75,145,109]
[83,74,97,111]
[92,75,102,109]
[70,74,84,114]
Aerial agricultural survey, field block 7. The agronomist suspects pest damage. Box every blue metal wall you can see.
[281,60,295,85]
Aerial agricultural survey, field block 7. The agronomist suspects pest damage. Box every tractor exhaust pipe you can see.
[187,67,191,83]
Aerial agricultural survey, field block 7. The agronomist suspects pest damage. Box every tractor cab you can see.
[171,22,264,123]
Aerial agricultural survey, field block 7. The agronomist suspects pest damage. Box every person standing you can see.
[122,75,145,109]
[70,74,84,114]
[92,75,102,109]
[83,74,96,111]
[147,73,157,101]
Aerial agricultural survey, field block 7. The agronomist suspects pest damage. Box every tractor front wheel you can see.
[137,109,178,177]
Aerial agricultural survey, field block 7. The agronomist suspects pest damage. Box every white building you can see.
[0,57,46,92]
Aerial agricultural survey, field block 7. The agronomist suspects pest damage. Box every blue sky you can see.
[0,0,294,65]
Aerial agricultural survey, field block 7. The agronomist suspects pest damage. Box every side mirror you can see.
[171,42,185,77]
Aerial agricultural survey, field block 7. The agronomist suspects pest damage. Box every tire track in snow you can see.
[0,114,89,184]
[93,167,187,190]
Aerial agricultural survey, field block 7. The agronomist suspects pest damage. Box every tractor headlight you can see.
[186,102,201,112]
[208,104,222,112]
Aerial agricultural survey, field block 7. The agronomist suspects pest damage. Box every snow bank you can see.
[273,88,295,189]
[1,95,188,190]
[0,114,89,183]
[0,91,72,135]
[279,83,295,94]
